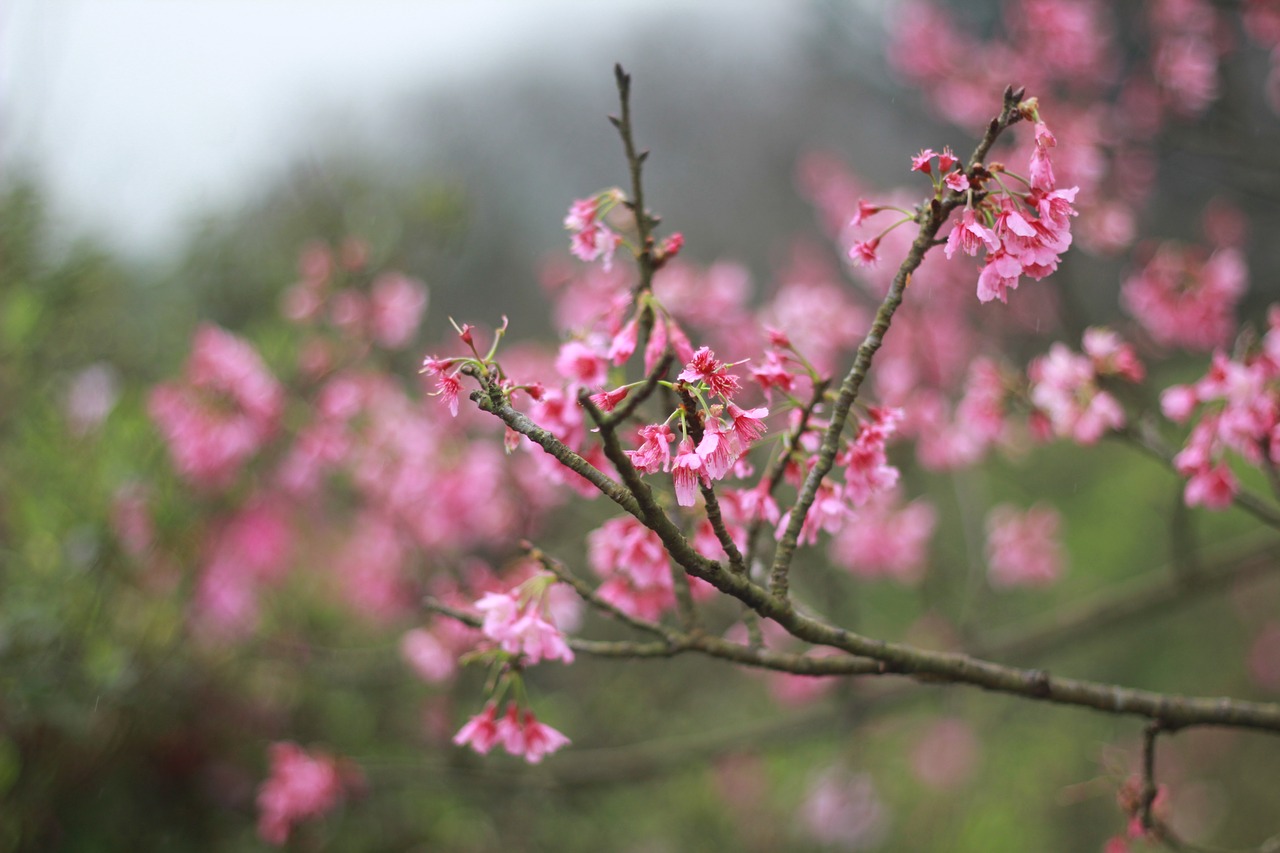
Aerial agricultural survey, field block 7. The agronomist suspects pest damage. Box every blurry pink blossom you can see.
[985,504,1066,588]
[256,742,355,846]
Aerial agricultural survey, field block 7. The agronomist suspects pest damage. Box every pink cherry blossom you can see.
[626,423,676,474]
[453,702,502,754]
[368,272,428,349]
[985,504,1066,588]
[911,148,938,173]
[849,238,881,267]
[519,710,572,763]
[672,436,712,506]
[256,742,353,846]
[400,628,457,683]
[678,347,742,399]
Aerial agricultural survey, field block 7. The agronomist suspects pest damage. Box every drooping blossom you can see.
[565,191,624,271]
[985,504,1066,588]
[672,436,712,507]
[256,742,356,846]
[453,702,502,755]
[839,407,903,507]
[474,586,574,666]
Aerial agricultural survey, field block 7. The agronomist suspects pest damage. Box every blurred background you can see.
[4,1,1280,850]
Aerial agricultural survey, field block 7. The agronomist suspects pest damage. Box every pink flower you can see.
[1029,342,1125,444]
[520,710,572,763]
[555,339,610,388]
[454,702,502,754]
[944,171,970,192]
[945,208,1000,260]
[401,628,456,683]
[678,347,742,399]
[849,238,881,267]
[474,590,574,665]
[937,147,959,172]
[799,768,889,848]
[256,742,351,846]
[911,148,938,173]
[726,402,769,449]
[985,504,1066,588]
[368,272,428,349]
[830,493,936,584]
[976,250,1024,303]
[1121,245,1246,350]
[148,325,284,489]
[849,199,883,227]
[589,386,629,412]
[750,350,798,396]
[672,436,712,506]
[626,423,676,474]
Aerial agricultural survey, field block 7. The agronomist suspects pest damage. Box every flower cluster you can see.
[1121,242,1246,351]
[453,701,571,764]
[148,324,284,488]
[944,117,1080,304]
[565,189,625,271]
[1161,307,1280,509]
[473,574,575,666]
[256,742,360,846]
[985,504,1066,588]
[624,346,769,508]
[1028,328,1144,445]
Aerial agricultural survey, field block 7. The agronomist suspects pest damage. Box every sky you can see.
[0,0,802,256]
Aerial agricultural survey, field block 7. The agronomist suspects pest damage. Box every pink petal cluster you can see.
[454,702,570,764]
[1158,310,1280,510]
[829,492,936,585]
[1028,330,1138,445]
[838,407,903,507]
[148,324,284,489]
[1121,244,1246,351]
[985,504,1066,588]
[190,500,295,643]
[474,587,574,665]
[256,742,356,846]
[565,191,624,271]
[941,121,1079,303]
[587,516,675,620]
[678,346,743,399]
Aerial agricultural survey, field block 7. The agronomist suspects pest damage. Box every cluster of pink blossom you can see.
[281,239,428,350]
[1121,242,1247,351]
[943,119,1080,304]
[148,323,284,488]
[452,702,571,764]
[985,504,1067,588]
[829,490,937,585]
[474,584,575,666]
[1028,328,1144,445]
[587,516,678,620]
[256,741,360,846]
[564,189,625,271]
[1160,308,1280,509]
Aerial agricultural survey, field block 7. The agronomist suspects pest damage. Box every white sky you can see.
[0,0,783,256]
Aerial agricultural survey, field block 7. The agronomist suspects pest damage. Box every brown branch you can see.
[610,63,659,297]
[769,86,1027,600]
